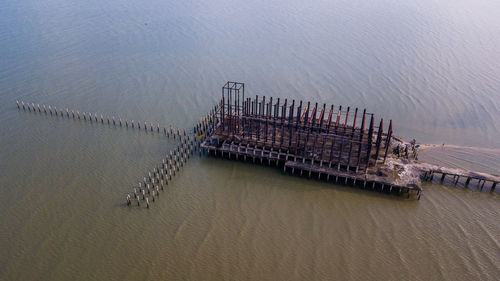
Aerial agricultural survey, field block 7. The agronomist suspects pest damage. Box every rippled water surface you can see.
[1,0,499,280]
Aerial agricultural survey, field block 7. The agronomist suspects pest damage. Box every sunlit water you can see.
[0,0,499,280]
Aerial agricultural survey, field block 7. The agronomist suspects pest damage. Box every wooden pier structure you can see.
[18,83,498,204]
[201,82,422,199]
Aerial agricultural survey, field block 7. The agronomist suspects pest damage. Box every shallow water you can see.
[0,0,499,280]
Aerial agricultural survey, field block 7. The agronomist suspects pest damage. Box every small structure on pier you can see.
[201,82,422,199]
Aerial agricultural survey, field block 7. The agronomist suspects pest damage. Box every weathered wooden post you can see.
[374,118,384,162]
[383,120,393,163]
[364,113,374,172]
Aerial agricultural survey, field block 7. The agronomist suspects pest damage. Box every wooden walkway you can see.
[422,168,498,192]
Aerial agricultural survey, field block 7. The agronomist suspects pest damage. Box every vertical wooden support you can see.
[318,104,326,129]
[248,98,252,136]
[335,106,342,127]
[227,86,232,135]
[330,105,342,159]
[326,105,334,133]
[352,108,358,129]
[272,98,279,145]
[229,87,233,135]
[241,83,245,118]
[383,120,393,164]
[249,99,254,140]
[252,96,257,140]
[294,101,302,154]
[296,101,302,124]
[261,96,266,116]
[327,105,339,162]
[346,108,358,170]
[221,86,225,130]
[309,103,319,162]
[310,105,319,164]
[301,102,311,159]
[310,103,318,126]
[374,118,384,163]
[236,86,240,134]
[241,99,246,136]
[280,99,287,147]
[257,96,262,141]
[265,97,272,144]
[344,107,350,128]
[364,114,375,172]
[287,100,295,147]
[274,98,279,118]
[355,110,366,172]
[316,104,326,163]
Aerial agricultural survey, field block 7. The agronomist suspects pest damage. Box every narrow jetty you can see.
[421,165,498,192]
[200,82,422,199]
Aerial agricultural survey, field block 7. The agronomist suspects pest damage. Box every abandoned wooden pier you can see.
[201,82,422,199]
[17,82,499,204]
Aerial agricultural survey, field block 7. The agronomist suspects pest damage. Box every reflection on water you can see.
[0,0,499,280]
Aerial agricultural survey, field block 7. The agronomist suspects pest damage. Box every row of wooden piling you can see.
[16,100,188,139]
[15,100,206,207]
[127,132,199,208]
[125,105,222,208]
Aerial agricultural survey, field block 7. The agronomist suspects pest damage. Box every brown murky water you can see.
[1,0,499,280]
